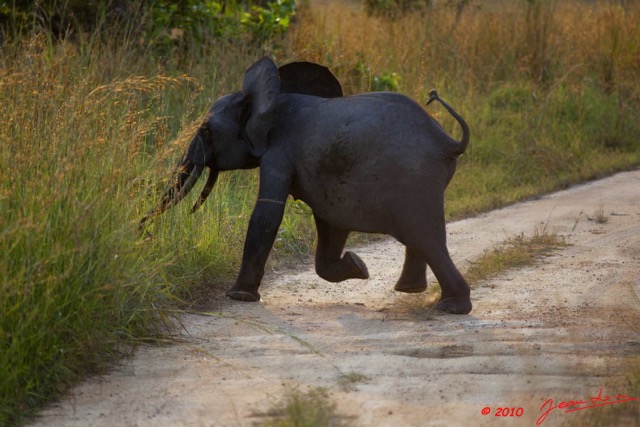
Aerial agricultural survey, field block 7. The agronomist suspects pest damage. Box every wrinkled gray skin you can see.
[141,57,472,314]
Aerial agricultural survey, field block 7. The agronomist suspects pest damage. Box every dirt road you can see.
[32,170,640,427]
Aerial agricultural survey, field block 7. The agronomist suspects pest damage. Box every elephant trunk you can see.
[139,158,204,230]
[191,168,219,213]
[427,90,470,156]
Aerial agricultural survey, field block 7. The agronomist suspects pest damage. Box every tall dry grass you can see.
[0,34,268,425]
[288,0,640,215]
[289,0,640,93]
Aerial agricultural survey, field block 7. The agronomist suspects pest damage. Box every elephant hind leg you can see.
[399,226,472,314]
[314,215,369,282]
[427,250,472,314]
[394,247,427,293]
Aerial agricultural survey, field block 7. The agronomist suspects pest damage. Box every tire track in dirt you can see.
[32,170,640,427]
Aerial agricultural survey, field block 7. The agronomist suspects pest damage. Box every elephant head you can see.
[140,58,342,228]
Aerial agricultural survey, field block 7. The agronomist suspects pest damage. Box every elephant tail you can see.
[427,90,470,156]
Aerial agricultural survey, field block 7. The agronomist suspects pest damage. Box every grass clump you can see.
[466,229,569,286]
[588,207,610,224]
[337,371,370,392]
[255,387,354,427]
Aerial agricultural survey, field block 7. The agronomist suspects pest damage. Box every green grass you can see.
[0,36,257,425]
[254,387,354,427]
[2,0,640,424]
[465,230,569,286]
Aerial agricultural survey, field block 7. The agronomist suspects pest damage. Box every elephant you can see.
[141,57,472,314]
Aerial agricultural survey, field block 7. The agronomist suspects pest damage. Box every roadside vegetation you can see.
[254,387,354,427]
[464,229,568,285]
[289,0,640,218]
[1,0,639,424]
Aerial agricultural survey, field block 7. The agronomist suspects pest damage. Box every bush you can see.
[0,1,296,47]
[371,71,402,91]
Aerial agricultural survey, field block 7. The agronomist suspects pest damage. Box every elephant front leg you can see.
[226,200,286,302]
[394,247,427,293]
[314,215,369,282]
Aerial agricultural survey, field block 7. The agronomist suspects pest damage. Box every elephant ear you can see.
[278,61,343,98]
[242,57,281,157]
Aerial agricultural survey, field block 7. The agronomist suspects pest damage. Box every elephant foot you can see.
[394,280,427,293]
[435,296,472,314]
[316,251,369,282]
[226,284,261,302]
[344,251,370,280]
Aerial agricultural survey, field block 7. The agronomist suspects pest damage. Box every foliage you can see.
[0,0,296,47]
[242,0,296,42]
[371,70,402,91]
[143,1,240,44]
[342,59,402,92]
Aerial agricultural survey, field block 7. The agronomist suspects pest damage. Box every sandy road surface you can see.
[32,170,640,427]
